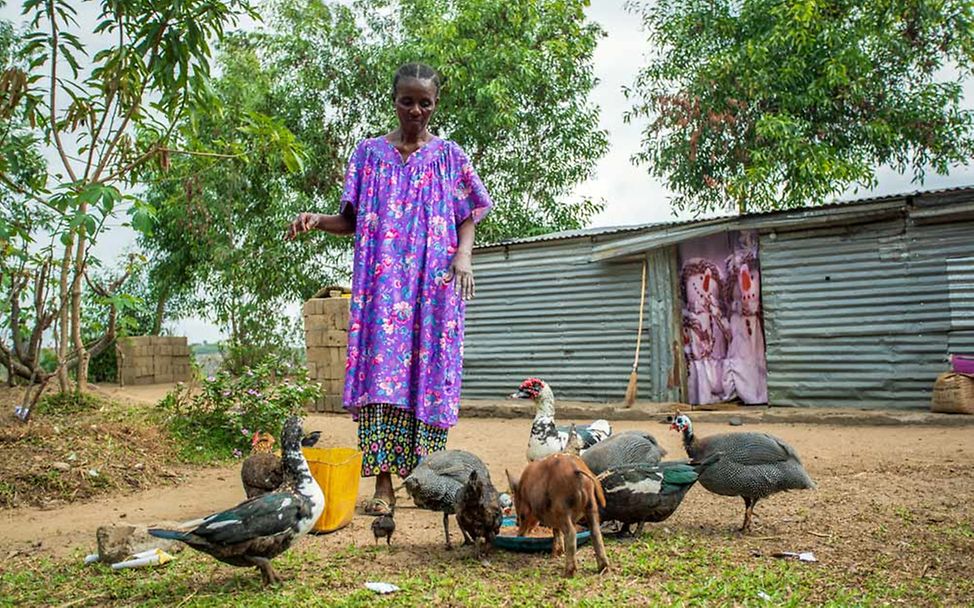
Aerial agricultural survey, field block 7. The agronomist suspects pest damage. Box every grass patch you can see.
[1,531,970,607]
[35,390,103,416]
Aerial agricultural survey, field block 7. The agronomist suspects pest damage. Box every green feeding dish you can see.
[492,516,592,553]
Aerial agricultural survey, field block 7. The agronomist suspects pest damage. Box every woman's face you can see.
[394,77,438,137]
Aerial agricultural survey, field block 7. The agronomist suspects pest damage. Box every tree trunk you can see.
[70,221,89,392]
[151,284,170,335]
[56,240,74,392]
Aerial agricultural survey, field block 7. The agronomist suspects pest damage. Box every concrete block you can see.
[96,523,183,564]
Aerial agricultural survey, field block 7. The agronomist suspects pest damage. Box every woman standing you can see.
[286,63,492,515]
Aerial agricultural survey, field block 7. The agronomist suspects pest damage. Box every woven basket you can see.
[931,372,974,415]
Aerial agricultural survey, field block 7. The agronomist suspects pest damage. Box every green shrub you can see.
[158,354,321,462]
[36,391,102,416]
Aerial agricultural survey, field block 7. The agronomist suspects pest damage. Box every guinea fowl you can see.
[598,454,720,535]
[403,449,492,549]
[149,416,325,586]
[670,412,815,532]
[456,470,503,559]
[581,430,668,475]
[241,430,322,499]
[511,378,612,461]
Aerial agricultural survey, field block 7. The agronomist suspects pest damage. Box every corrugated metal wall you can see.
[464,237,681,402]
[761,215,974,408]
[946,256,974,356]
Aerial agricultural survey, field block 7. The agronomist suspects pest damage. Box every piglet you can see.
[506,454,610,577]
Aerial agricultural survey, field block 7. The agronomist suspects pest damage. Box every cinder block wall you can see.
[117,336,192,385]
[303,295,350,413]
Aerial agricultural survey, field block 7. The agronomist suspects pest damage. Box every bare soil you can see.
[0,407,970,569]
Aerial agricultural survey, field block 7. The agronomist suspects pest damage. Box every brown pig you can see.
[506,454,610,577]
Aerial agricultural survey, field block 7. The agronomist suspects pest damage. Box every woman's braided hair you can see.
[392,62,442,99]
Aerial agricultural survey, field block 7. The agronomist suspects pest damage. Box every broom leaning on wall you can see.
[624,258,648,407]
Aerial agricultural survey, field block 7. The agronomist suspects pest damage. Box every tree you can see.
[139,40,329,371]
[139,0,609,366]
[0,0,270,393]
[624,0,974,215]
[263,0,609,244]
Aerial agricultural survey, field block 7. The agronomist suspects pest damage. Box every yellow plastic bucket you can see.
[302,446,363,533]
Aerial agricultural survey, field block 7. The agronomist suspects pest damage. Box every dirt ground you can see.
[2,408,973,593]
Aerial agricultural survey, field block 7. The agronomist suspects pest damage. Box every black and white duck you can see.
[670,412,815,532]
[403,449,491,549]
[149,416,325,585]
[598,454,720,535]
[511,378,612,461]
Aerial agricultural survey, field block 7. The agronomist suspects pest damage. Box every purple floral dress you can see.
[340,136,492,437]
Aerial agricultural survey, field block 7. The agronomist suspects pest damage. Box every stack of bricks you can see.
[303,293,350,413]
[117,336,193,386]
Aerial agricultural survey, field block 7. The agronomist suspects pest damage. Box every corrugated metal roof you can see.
[594,186,974,261]
[476,185,974,256]
[475,222,664,250]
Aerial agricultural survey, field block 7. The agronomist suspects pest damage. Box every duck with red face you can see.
[510,377,612,461]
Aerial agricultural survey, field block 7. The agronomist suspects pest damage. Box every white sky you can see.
[4,1,973,343]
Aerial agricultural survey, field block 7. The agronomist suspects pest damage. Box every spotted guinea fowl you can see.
[403,449,492,549]
[511,378,612,461]
[241,430,322,499]
[149,416,325,586]
[581,430,667,475]
[670,412,815,532]
[598,453,720,535]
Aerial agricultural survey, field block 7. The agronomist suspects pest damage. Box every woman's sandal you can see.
[363,497,394,516]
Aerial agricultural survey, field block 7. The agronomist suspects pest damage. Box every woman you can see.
[286,63,492,515]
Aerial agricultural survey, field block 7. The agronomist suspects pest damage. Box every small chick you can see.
[371,508,396,546]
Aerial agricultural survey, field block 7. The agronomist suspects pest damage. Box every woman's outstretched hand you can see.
[444,251,475,300]
[286,212,319,240]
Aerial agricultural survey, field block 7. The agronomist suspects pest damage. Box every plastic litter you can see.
[757,591,772,601]
[772,550,817,563]
[365,582,400,594]
[110,548,174,570]
[83,553,100,565]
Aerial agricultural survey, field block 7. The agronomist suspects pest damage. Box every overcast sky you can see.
[4,1,973,342]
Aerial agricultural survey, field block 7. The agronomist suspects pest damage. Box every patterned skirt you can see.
[357,404,448,478]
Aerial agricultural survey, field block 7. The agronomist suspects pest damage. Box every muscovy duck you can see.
[511,378,612,461]
[598,453,720,535]
[149,416,325,585]
[241,429,321,499]
[403,449,492,549]
[670,412,815,532]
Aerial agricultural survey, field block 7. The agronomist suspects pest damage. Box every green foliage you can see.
[158,356,321,462]
[262,0,608,244]
[35,390,101,416]
[625,0,974,215]
[139,41,328,364]
[2,0,264,387]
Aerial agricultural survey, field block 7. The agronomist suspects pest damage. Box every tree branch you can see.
[47,0,79,183]
[91,14,171,183]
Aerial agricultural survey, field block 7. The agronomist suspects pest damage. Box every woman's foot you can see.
[364,472,396,515]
